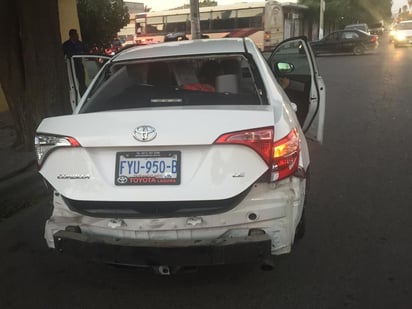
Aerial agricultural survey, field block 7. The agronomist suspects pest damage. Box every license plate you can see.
[115,151,180,185]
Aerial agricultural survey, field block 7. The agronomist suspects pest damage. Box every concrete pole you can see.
[319,0,324,39]
[190,0,201,39]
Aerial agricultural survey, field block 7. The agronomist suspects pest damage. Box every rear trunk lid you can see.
[38,106,276,202]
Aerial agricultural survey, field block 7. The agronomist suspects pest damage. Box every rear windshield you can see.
[79,54,265,113]
[370,23,383,28]
[345,24,368,31]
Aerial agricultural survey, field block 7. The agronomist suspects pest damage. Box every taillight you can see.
[371,35,378,43]
[214,127,274,165]
[271,129,300,182]
[34,134,81,167]
[214,127,300,182]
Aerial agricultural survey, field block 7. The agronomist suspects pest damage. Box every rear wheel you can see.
[295,209,306,240]
[295,172,309,241]
[353,45,364,55]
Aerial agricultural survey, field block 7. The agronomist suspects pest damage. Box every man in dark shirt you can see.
[63,29,88,95]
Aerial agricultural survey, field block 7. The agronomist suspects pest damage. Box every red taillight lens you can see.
[271,129,300,181]
[214,127,274,164]
[371,35,378,43]
[215,127,300,182]
[34,134,81,167]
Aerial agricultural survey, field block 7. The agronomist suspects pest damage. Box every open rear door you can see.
[267,36,325,143]
[67,55,111,112]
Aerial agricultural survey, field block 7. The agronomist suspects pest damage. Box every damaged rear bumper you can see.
[53,230,272,266]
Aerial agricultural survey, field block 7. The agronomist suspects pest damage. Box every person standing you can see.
[63,29,88,95]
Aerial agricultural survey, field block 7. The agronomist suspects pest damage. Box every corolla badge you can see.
[133,125,157,142]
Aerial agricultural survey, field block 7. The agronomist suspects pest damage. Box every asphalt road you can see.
[1,35,412,308]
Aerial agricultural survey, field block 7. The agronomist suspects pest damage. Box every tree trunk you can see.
[0,0,72,150]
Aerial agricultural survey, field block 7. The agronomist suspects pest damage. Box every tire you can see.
[295,209,306,240]
[294,173,309,241]
[353,45,364,55]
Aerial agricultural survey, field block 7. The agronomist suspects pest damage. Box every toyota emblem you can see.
[133,125,157,142]
[117,176,128,184]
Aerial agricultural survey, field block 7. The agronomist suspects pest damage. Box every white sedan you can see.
[35,37,325,273]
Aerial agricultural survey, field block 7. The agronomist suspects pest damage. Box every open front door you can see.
[267,36,325,143]
[67,55,111,112]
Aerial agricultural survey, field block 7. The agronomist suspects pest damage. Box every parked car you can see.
[344,23,370,34]
[392,20,412,48]
[369,22,385,35]
[35,37,325,273]
[310,29,379,56]
[163,31,189,42]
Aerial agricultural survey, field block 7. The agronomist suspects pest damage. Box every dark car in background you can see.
[310,29,379,56]
[369,22,385,35]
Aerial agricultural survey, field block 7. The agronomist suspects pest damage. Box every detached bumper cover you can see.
[53,230,272,266]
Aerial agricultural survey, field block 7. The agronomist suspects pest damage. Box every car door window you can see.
[268,37,325,143]
[342,31,359,39]
[267,39,311,125]
[68,55,111,111]
[327,32,340,41]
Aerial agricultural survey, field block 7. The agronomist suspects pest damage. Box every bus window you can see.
[165,14,189,33]
[200,12,211,32]
[237,8,264,28]
[147,16,165,34]
[135,17,146,34]
[211,10,236,30]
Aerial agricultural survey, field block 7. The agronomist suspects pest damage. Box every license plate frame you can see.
[115,151,181,185]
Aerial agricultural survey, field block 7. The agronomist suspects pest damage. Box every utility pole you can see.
[319,0,325,39]
[190,0,201,39]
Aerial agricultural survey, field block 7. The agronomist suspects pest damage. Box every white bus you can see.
[134,1,308,51]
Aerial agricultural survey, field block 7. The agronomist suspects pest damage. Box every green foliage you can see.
[299,0,392,28]
[199,0,217,7]
[77,0,129,47]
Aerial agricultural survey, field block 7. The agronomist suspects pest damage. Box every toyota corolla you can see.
[35,37,325,273]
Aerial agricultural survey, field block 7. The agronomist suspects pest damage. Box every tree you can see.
[398,4,412,20]
[0,0,72,150]
[77,0,130,48]
[299,0,392,30]
[199,0,217,7]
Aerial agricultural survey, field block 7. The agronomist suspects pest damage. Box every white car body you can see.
[36,37,325,270]
[393,21,412,47]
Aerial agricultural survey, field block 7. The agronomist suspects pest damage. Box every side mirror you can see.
[276,62,295,74]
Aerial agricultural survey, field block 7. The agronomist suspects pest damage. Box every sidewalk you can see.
[0,111,46,220]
